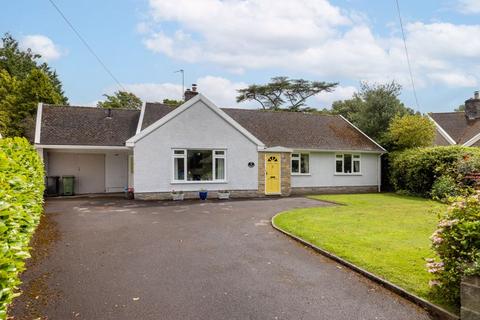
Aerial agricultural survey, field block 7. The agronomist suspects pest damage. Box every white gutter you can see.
[35,144,131,150]
[34,102,43,144]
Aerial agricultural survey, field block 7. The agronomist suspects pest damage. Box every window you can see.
[173,149,226,182]
[335,154,361,174]
[291,153,309,174]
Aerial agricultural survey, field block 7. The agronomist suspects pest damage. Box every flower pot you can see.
[199,191,208,200]
[171,193,184,201]
[218,192,230,200]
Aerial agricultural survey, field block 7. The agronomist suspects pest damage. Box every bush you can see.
[427,194,480,305]
[389,146,480,197]
[0,137,44,318]
[430,175,462,201]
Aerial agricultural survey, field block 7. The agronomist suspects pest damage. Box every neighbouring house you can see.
[429,91,480,146]
[34,86,385,199]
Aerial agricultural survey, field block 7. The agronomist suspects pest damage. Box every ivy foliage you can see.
[389,146,480,197]
[0,137,44,318]
[428,195,480,305]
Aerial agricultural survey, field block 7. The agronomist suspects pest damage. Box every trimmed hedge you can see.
[0,137,44,318]
[389,146,480,197]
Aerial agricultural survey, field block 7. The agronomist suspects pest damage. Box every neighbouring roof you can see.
[430,112,480,145]
[39,105,140,146]
[38,102,384,152]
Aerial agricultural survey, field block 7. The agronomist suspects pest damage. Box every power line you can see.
[47,0,125,91]
[395,0,420,111]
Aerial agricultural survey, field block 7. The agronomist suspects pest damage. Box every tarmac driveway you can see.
[11,197,431,320]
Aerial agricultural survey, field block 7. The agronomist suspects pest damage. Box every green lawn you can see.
[273,193,448,307]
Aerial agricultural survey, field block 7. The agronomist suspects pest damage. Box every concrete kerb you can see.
[270,212,459,320]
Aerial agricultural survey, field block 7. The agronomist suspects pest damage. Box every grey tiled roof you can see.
[222,108,384,151]
[38,103,384,152]
[39,105,140,146]
[141,103,174,130]
[430,112,480,144]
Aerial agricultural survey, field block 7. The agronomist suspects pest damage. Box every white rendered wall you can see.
[133,100,259,193]
[291,152,380,188]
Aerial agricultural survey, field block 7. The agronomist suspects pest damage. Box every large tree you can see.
[331,81,414,144]
[384,114,435,150]
[97,91,142,110]
[0,33,67,137]
[236,76,338,111]
[0,33,67,104]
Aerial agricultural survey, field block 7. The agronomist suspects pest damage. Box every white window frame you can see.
[172,148,228,183]
[291,152,310,175]
[335,153,362,175]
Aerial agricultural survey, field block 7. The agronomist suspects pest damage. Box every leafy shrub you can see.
[427,194,480,305]
[430,175,461,201]
[389,146,480,197]
[0,137,44,318]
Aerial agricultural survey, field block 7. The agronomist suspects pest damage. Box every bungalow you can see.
[34,87,385,199]
[430,91,480,146]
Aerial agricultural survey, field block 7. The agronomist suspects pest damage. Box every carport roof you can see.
[39,105,140,146]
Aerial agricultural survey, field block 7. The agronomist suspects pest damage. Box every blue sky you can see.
[2,0,480,112]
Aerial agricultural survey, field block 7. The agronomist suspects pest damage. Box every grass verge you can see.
[273,193,454,310]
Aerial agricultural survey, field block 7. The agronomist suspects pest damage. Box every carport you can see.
[38,146,133,195]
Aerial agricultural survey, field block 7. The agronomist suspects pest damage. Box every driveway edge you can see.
[271,213,459,320]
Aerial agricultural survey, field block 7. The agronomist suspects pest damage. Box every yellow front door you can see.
[265,154,281,194]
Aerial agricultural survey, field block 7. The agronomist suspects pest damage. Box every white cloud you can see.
[314,85,357,107]
[457,0,480,14]
[139,0,480,89]
[106,76,252,108]
[20,35,63,61]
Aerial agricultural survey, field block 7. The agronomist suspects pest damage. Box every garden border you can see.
[271,213,459,320]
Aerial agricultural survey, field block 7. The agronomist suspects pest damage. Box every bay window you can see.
[291,153,309,174]
[173,149,226,182]
[335,154,361,174]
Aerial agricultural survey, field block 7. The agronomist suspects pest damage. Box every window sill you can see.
[171,180,228,184]
[291,173,311,176]
[334,173,363,176]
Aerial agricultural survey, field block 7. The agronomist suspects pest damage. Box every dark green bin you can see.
[62,176,75,196]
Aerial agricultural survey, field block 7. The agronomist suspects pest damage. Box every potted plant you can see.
[217,190,230,200]
[171,190,184,201]
[199,189,208,200]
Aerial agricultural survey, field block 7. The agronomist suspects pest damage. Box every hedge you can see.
[389,146,480,197]
[0,137,44,318]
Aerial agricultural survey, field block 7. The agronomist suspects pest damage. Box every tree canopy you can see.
[385,114,435,150]
[0,33,67,137]
[162,98,183,108]
[97,91,142,110]
[236,76,337,111]
[330,81,414,145]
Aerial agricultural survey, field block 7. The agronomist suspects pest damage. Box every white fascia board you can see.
[126,93,265,147]
[136,101,146,134]
[427,114,456,145]
[258,146,294,153]
[35,144,131,150]
[339,115,387,152]
[34,103,43,144]
[291,148,385,154]
[463,132,480,147]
